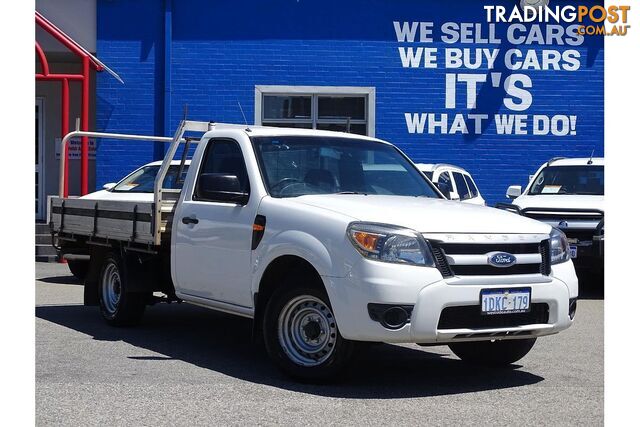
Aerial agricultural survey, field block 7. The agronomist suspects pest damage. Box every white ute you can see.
[415,163,486,205]
[504,157,604,276]
[51,121,578,381]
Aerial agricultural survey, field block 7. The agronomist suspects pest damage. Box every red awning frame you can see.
[35,11,122,197]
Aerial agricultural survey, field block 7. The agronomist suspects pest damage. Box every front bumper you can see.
[324,259,578,344]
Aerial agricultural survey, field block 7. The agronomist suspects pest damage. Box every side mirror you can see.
[196,173,249,204]
[528,174,535,182]
[506,185,522,199]
[449,190,460,201]
[103,183,116,190]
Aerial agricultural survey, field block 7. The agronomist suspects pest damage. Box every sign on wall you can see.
[55,137,97,160]
[395,20,586,137]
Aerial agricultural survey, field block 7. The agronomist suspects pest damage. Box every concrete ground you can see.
[36,262,603,426]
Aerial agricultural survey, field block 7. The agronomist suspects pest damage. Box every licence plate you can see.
[481,288,531,315]
[569,245,578,258]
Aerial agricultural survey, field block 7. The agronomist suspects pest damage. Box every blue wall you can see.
[96,0,604,205]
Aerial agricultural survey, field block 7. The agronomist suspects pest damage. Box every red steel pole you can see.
[81,56,90,195]
[60,78,70,264]
[62,78,70,198]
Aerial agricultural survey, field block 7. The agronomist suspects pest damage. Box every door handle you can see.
[181,216,199,225]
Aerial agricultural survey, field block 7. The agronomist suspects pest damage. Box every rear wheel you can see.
[263,284,355,382]
[449,338,537,367]
[98,254,146,326]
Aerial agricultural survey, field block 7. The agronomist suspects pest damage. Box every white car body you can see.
[55,123,579,378]
[415,163,486,206]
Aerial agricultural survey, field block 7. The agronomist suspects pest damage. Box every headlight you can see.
[347,222,435,267]
[550,227,570,264]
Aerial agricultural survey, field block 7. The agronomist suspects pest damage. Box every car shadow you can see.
[36,303,544,398]
[37,275,82,285]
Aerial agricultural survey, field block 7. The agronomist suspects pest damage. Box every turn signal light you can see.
[352,231,380,253]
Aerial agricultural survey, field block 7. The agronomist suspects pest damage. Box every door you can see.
[173,138,258,308]
[35,99,45,221]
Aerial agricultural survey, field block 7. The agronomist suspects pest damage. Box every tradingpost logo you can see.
[485,1,631,36]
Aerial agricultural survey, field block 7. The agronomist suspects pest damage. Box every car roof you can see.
[205,123,389,145]
[545,157,604,167]
[414,163,470,174]
[145,159,192,167]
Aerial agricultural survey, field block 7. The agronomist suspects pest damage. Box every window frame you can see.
[452,171,472,201]
[436,171,454,199]
[463,174,479,198]
[193,138,251,204]
[255,86,376,137]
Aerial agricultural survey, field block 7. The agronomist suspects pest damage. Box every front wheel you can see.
[263,285,355,382]
[449,338,537,367]
[98,254,146,326]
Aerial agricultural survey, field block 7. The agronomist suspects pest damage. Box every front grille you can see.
[521,208,603,222]
[438,303,550,329]
[540,239,551,275]
[429,239,549,277]
[452,264,541,276]
[563,229,597,243]
[437,242,539,255]
[431,245,453,278]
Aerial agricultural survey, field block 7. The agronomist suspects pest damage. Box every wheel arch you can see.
[252,254,326,342]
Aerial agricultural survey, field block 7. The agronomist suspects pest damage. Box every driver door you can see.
[173,138,258,308]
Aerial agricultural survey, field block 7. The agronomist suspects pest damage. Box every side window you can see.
[194,139,249,202]
[452,172,471,200]
[437,172,453,199]
[464,174,478,197]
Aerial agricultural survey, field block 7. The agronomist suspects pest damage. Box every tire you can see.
[98,254,146,326]
[67,260,89,281]
[449,338,537,367]
[263,282,355,382]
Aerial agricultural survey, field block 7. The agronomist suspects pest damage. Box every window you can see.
[453,172,471,200]
[437,172,453,199]
[422,171,434,181]
[112,165,190,193]
[255,86,375,136]
[252,136,438,198]
[528,165,604,195]
[463,174,479,197]
[195,139,249,201]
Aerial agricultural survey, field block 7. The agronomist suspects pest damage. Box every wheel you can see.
[449,338,537,367]
[263,283,355,382]
[98,254,146,326]
[67,260,89,281]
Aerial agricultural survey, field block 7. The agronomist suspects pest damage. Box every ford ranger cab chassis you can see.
[50,121,579,381]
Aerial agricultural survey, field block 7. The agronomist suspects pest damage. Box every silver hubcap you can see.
[101,261,121,315]
[277,295,338,367]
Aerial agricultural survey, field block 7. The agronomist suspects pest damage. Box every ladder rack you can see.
[57,119,216,245]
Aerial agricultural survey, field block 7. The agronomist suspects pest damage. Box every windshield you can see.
[528,165,604,196]
[252,136,439,198]
[112,164,189,192]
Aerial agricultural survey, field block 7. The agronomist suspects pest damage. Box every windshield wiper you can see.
[336,191,368,195]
